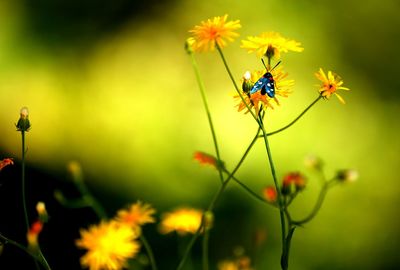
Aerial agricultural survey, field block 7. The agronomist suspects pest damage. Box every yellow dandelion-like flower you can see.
[189,14,241,52]
[241,31,303,59]
[315,68,350,104]
[235,67,294,115]
[76,221,140,270]
[159,207,203,235]
[115,201,156,228]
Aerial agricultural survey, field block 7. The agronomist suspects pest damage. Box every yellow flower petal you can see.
[241,31,303,59]
[315,68,350,104]
[189,14,241,52]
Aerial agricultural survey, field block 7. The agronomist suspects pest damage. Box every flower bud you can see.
[282,172,306,195]
[16,107,31,132]
[185,38,195,54]
[304,154,323,170]
[242,71,253,94]
[36,201,48,223]
[204,210,214,230]
[336,169,359,183]
[262,186,277,203]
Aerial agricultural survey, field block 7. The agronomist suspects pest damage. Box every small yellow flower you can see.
[115,201,156,228]
[159,207,203,235]
[241,31,303,59]
[315,68,350,104]
[76,221,140,270]
[189,14,241,52]
[235,67,294,115]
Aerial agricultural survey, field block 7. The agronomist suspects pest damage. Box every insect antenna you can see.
[261,58,282,72]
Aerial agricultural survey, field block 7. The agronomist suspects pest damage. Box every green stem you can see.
[188,52,224,184]
[216,44,259,123]
[176,128,261,270]
[266,96,322,136]
[73,180,108,219]
[0,233,51,270]
[258,114,287,268]
[291,180,334,225]
[21,131,29,232]
[221,167,274,206]
[202,229,209,270]
[140,234,158,270]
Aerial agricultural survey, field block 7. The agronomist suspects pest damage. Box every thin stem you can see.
[266,95,322,136]
[0,233,51,270]
[189,52,224,184]
[21,131,29,232]
[216,44,259,123]
[221,167,274,206]
[202,229,209,270]
[140,234,158,270]
[258,114,287,267]
[176,128,261,270]
[291,179,335,225]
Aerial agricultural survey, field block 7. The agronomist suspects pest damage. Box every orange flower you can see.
[189,14,241,52]
[262,186,277,203]
[193,151,218,167]
[115,201,156,228]
[282,172,306,195]
[0,158,14,171]
[315,68,350,104]
[27,220,43,247]
[235,67,293,115]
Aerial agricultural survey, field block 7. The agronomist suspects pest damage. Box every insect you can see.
[249,60,281,98]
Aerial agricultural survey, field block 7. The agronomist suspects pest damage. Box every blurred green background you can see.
[0,0,399,269]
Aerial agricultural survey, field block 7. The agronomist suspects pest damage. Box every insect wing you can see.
[250,77,269,94]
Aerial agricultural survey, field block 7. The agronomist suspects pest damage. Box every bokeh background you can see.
[0,0,399,269]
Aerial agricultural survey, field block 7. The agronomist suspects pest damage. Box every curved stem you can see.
[176,128,260,270]
[140,234,158,270]
[221,167,274,206]
[0,233,51,270]
[189,52,224,184]
[291,180,335,225]
[266,96,322,136]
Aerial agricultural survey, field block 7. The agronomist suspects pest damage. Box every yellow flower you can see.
[241,31,303,59]
[76,221,140,270]
[315,68,350,104]
[189,14,241,52]
[115,201,156,228]
[159,207,203,235]
[235,67,294,115]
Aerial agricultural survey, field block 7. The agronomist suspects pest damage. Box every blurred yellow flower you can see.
[241,31,303,59]
[115,201,156,228]
[235,68,294,115]
[76,221,140,270]
[218,256,253,270]
[189,14,241,52]
[159,207,203,235]
[315,68,350,104]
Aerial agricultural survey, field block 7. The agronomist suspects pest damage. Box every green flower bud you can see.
[16,107,31,132]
